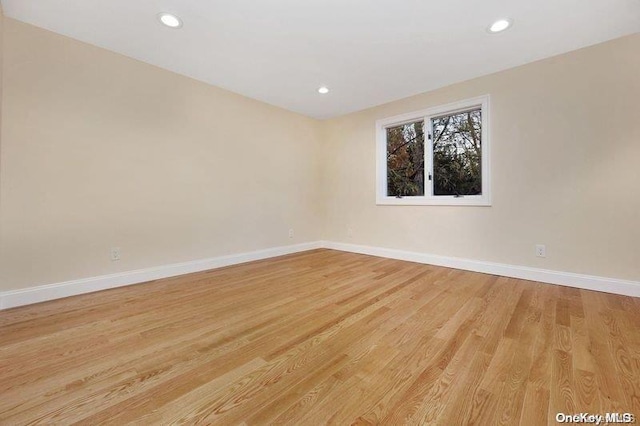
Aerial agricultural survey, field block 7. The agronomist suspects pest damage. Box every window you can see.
[376,95,490,206]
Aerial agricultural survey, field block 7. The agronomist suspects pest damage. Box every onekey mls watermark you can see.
[556,412,635,424]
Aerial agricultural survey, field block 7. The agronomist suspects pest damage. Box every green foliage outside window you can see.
[386,121,424,197]
[386,109,481,197]
[432,109,482,196]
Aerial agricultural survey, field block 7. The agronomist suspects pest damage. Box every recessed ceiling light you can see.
[158,13,183,29]
[488,19,511,33]
[318,86,330,94]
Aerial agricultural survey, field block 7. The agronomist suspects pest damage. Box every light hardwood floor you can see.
[1,249,639,425]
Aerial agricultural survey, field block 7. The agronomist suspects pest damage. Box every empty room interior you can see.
[1,0,639,424]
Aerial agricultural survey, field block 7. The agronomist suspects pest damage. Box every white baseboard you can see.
[322,241,640,298]
[0,241,322,310]
[2,240,638,310]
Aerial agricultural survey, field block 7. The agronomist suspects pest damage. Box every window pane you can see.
[386,121,425,197]
[431,109,482,196]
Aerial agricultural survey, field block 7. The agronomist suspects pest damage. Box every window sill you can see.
[376,196,491,206]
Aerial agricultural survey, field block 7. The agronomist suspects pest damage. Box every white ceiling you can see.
[2,0,639,119]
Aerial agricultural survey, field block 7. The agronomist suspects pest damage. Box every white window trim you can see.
[376,95,491,206]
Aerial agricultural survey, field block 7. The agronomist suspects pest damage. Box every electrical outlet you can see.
[535,244,546,258]
[347,227,354,238]
[110,247,121,261]
[288,228,294,238]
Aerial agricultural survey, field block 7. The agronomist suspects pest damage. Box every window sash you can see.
[429,107,483,197]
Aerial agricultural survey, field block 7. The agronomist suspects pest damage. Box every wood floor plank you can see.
[1,249,639,425]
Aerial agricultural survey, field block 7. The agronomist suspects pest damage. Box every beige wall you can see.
[322,33,640,281]
[0,6,4,271]
[0,19,323,291]
[0,18,638,293]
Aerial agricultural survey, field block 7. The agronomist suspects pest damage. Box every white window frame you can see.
[376,95,491,206]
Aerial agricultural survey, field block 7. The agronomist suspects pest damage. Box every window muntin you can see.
[376,96,490,206]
